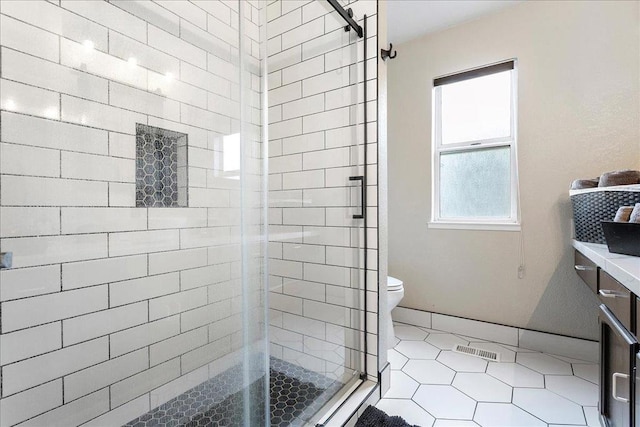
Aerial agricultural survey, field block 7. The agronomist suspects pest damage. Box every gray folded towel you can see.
[614,206,634,222]
[630,204,640,223]
[570,178,599,190]
[599,170,640,187]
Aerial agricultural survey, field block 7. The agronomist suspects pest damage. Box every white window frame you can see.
[430,60,520,231]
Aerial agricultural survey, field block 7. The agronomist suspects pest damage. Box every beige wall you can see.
[388,1,640,340]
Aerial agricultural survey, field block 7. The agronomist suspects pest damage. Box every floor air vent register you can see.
[453,344,501,362]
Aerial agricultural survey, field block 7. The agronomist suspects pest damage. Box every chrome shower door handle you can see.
[349,175,365,219]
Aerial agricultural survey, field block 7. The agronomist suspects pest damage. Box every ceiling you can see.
[387,0,523,44]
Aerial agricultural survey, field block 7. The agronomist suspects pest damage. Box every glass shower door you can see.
[266,1,369,424]
[0,1,268,426]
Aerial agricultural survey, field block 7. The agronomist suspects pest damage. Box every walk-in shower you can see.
[0,0,379,425]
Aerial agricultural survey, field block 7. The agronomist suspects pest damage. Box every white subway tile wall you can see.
[0,0,265,426]
[268,0,379,384]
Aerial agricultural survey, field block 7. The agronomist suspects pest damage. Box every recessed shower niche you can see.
[135,123,188,208]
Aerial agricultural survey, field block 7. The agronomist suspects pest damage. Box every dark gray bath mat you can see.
[355,405,421,427]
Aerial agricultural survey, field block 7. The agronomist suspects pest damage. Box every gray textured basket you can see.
[571,187,640,243]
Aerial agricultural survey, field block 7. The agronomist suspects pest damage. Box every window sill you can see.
[428,222,521,232]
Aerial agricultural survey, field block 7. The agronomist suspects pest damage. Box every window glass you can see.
[439,146,511,218]
[441,70,511,145]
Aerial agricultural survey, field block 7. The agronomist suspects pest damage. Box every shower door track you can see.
[326,0,363,37]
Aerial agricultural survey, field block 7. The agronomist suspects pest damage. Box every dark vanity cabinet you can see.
[600,271,634,333]
[575,250,598,293]
[600,304,637,426]
[636,298,640,427]
[575,250,638,426]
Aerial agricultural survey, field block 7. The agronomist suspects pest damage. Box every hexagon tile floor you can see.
[376,322,600,427]
[124,357,343,427]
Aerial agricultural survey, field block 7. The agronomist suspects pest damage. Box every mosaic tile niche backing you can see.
[136,123,188,208]
[124,358,344,427]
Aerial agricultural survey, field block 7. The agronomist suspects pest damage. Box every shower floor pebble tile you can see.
[376,322,600,427]
[124,357,342,427]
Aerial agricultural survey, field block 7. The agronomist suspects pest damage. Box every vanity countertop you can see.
[573,240,640,295]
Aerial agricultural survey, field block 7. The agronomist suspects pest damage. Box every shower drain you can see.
[453,344,501,362]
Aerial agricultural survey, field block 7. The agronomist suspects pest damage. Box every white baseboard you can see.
[392,306,432,328]
[392,306,598,363]
[518,329,598,363]
[432,313,519,346]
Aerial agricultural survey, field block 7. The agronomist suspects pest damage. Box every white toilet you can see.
[387,276,405,349]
